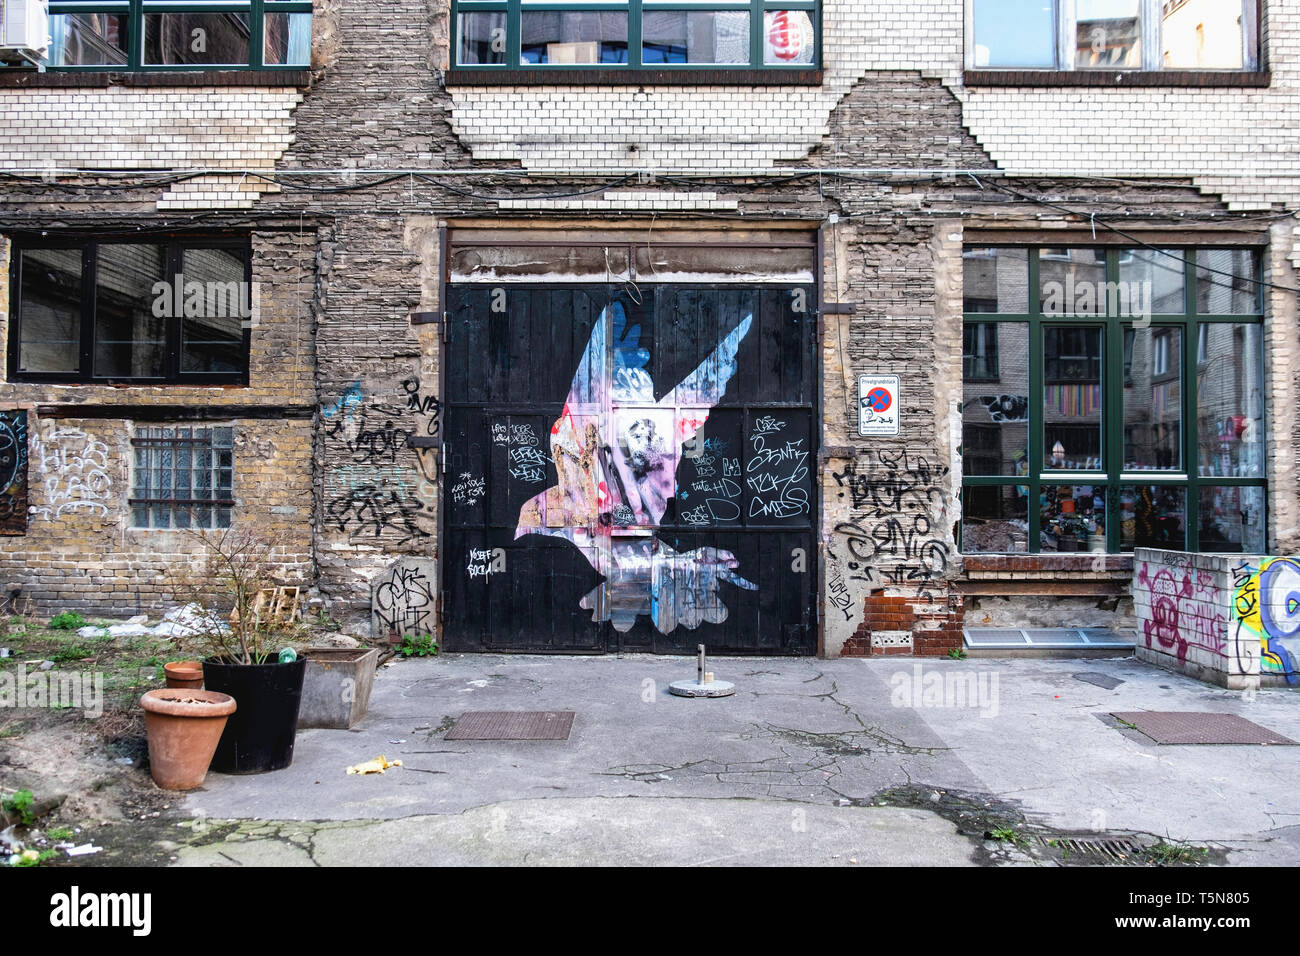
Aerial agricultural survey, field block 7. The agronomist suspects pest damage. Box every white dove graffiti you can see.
[514,302,757,634]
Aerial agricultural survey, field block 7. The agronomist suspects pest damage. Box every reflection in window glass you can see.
[962,486,1029,553]
[963,248,1029,313]
[1197,323,1264,477]
[521,12,629,63]
[459,11,507,64]
[180,248,248,374]
[1163,0,1245,69]
[264,12,312,66]
[94,244,167,379]
[971,0,1055,68]
[1199,485,1265,553]
[1118,248,1185,314]
[48,13,128,66]
[963,323,1027,477]
[1076,0,1142,68]
[763,11,815,65]
[963,323,999,381]
[643,11,749,64]
[1197,249,1259,314]
[1044,326,1103,470]
[1041,484,1106,553]
[18,249,82,373]
[1123,327,1182,471]
[1039,249,1105,315]
[143,13,251,65]
[1120,485,1186,551]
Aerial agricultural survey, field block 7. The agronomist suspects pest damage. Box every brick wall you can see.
[0,231,317,616]
[0,87,302,209]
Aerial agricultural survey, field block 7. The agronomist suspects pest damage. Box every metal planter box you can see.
[298,647,380,730]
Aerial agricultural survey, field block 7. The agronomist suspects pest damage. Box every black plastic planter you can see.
[203,655,307,774]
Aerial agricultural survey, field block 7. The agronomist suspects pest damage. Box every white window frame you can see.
[965,0,1260,72]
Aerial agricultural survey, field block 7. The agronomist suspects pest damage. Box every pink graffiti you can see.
[1137,561,1227,663]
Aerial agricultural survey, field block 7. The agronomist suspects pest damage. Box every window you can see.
[968,0,1259,71]
[960,246,1265,555]
[9,238,251,384]
[42,1,311,70]
[964,323,999,380]
[453,0,818,70]
[131,426,234,529]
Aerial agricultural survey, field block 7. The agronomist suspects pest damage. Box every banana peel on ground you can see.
[346,754,403,775]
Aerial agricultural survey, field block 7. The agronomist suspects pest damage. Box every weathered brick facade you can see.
[1,0,1297,657]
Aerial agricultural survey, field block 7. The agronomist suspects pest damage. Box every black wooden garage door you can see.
[442,284,817,654]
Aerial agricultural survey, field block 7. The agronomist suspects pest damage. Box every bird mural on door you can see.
[515,301,757,634]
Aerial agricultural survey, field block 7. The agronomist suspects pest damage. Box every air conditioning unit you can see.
[0,0,50,63]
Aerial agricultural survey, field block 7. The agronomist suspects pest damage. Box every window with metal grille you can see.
[130,426,234,529]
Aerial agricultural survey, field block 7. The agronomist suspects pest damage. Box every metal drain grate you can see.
[445,710,575,740]
[1111,711,1297,745]
[1037,835,1144,864]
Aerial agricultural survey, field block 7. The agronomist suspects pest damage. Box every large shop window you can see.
[9,238,251,385]
[453,0,818,70]
[130,426,234,529]
[960,246,1266,555]
[41,1,311,70]
[968,0,1260,71]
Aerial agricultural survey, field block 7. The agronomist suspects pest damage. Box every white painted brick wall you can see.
[0,86,302,209]
[451,0,1300,217]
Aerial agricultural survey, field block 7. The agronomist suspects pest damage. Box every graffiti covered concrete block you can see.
[1134,548,1297,689]
[371,558,437,639]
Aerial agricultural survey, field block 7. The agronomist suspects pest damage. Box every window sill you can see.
[446,67,822,87]
[0,69,311,89]
[963,69,1270,89]
[963,554,1134,573]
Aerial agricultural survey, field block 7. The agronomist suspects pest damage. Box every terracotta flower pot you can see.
[163,660,204,690]
[140,689,237,791]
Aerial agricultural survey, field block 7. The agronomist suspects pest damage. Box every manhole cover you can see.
[1111,711,1297,745]
[445,711,575,740]
[1075,673,1124,690]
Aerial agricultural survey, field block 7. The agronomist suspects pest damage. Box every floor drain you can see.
[1037,835,1144,865]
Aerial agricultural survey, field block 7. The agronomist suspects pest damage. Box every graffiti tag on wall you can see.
[30,425,112,521]
[322,377,439,544]
[0,411,27,534]
[830,450,951,594]
[1232,557,1299,684]
[371,558,437,638]
[1135,559,1227,665]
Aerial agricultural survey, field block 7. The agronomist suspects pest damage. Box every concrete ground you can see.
[175,654,1300,866]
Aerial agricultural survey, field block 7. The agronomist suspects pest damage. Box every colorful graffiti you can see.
[513,302,757,634]
[1232,557,1300,684]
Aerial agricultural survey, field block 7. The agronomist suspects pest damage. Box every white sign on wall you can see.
[858,374,900,437]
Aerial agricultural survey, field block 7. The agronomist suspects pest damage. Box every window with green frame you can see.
[40,1,311,70]
[959,246,1266,556]
[452,0,818,70]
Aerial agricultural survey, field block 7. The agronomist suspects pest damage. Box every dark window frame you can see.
[31,0,312,73]
[449,0,820,75]
[8,235,252,386]
[960,244,1267,555]
[965,0,1263,76]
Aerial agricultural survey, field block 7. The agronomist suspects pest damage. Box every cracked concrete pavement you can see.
[173,654,1300,866]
